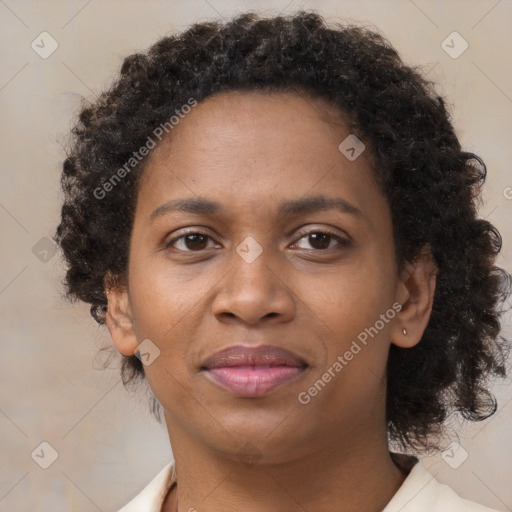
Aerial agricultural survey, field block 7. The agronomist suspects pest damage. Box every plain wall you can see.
[1,0,511,510]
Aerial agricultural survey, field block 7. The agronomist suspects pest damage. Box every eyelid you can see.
[164,227,218,249]
[293,224,350,242]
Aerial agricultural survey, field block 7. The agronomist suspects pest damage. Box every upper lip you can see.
[201,345,308,370]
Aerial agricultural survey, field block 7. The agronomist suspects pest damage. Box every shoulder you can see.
[116,461,176,512]
[383,459,503,512]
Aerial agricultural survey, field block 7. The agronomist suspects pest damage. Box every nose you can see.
[211,242,295,326]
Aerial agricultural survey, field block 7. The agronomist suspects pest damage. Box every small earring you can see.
[402,328,407,336]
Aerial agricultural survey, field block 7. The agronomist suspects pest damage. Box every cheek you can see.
[298,268,395,421]
[308,258,395,337]
[128,260,204,401]
[128,250,207,335]
[299,259,397,400]
[127,251,225,383]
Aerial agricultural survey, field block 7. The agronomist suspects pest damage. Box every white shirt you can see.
[117,458,502,512]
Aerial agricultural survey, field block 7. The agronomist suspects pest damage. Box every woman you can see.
[55,11,510,512]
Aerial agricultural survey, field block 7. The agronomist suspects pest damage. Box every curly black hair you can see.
[55,10,511,453]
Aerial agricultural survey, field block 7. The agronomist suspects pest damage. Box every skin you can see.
[106,90,437,512]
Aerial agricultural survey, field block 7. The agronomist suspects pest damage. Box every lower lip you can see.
[205,365,305,397]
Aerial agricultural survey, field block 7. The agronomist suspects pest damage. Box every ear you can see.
[105,281,138,357]
[391,245,438,349]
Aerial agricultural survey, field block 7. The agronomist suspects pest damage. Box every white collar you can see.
[117,458,501,512]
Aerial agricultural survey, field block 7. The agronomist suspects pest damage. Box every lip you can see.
[201,345,308,397]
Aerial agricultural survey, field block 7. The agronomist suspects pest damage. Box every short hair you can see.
[55,10,511,453]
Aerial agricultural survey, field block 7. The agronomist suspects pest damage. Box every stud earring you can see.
[402,328,407,336]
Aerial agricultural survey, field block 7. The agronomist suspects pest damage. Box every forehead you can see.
[188,89,347,129]
[147,91,347,161]
[142,91,356,178]
[136,90,386,225]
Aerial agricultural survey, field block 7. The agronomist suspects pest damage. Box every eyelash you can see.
[164,227,350,253]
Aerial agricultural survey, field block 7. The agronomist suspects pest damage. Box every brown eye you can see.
[294,230,349,251]
[166,232,215,252]
[307,233,331,250]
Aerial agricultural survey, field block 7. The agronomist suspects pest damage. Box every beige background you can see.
[1,0,511,510]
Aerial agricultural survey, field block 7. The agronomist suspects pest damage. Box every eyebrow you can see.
[149,195,364,221]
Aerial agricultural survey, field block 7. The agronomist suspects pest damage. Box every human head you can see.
[55,10,510,453]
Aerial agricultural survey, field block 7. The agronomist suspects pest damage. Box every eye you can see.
[164,228,350,253]
[292,229,350,251]
[165,231,219,252]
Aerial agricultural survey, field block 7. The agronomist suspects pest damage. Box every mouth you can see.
[200,344,309,397]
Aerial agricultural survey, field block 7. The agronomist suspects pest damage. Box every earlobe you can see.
[105,285,139,356]
[391,245,438,349]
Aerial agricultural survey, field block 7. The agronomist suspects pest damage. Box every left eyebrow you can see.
[149,194,364,221]
[276,195,363,218]
[150,197,226,220]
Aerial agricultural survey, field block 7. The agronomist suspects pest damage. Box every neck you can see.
[161,425,409,512]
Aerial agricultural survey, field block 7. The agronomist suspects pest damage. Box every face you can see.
[108,90,424,463]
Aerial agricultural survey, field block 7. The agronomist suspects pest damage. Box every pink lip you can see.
[201,345,308,397]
